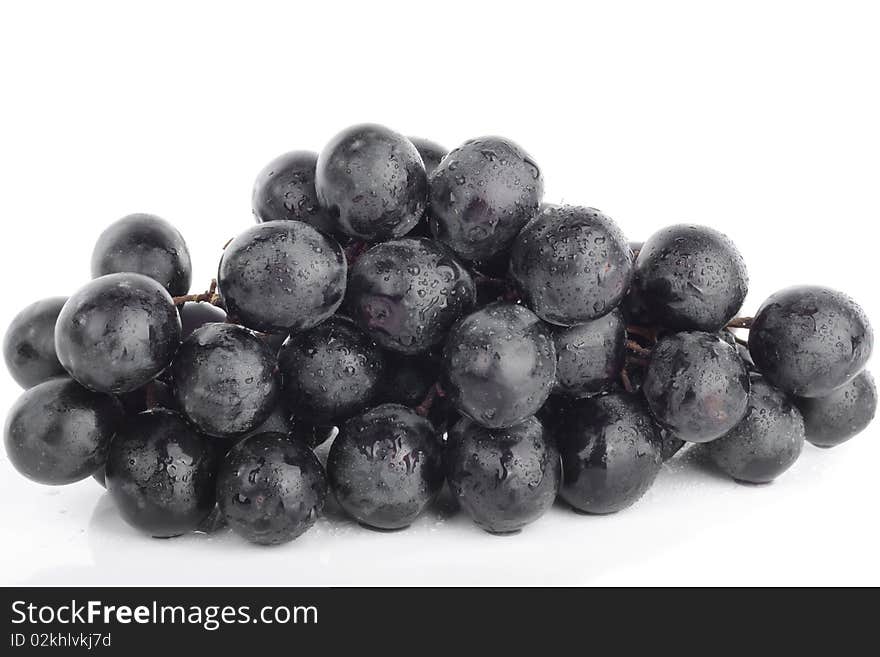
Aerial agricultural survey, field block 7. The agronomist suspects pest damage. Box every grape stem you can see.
[620,368,634,394]
[171,279,223,307]
[626,339,652,359]
[626,325,657,343]
[344,241,368,266]
[726,316,754,329]
[415,382,446,417]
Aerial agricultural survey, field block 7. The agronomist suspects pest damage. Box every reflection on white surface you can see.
[2,439,877,586]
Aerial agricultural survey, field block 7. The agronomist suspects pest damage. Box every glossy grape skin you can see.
[510,206,633,325]
[55,273,182,394]
[315,124,427,241]
[278,317,385,423]
[443,302,556,429]
[171,323,279,438]
[106,409,219,537]
[748,286,873,398]
[706,375,805,483]
[218,221,346,334]
[252,150,336,234]
[328,404,443,530]
[91,213,192,296]
[796,371,877,448]
[215,401,296,455]
[4,377,123,485]
[217,432,327,545]
[346,238,475,354]
[179,302,227,339]
[445,416,560,534]
[553,308,626,397]
[631,224,748,331]
[3,297,67,388]
[643,331,750,443]
[556,393,662,514]
[429,136,543,261]
[408,137,447,176]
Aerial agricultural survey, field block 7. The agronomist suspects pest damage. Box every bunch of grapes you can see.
[3,124,876,544]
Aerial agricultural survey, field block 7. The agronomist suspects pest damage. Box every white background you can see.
[0,1,877,586]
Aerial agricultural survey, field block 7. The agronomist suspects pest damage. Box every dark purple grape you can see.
[631,225,748,331]
[443,302,556,428]
[217,432,327,545]
[316,124,427,240]
[91,213,192,296]
[3,297,67,389]
[179,302,227,339]
[106,409,219,538]
[429,136,543,261]
[706,375,805,483]
[643,331,750,443]
[796,370,876,448]
[4,377,123,485]
[556,393,662,514]
[553,308,626,397]
[252,150,336,234]
[278,316,385,423]
[216,401,297,454]
[218,220,346,334]
[346,238,475,354]
[408,136,447,176]
[171,323,279,438]
[445,416,560,534]
[509,206,633,325]
[327,404,443,530]
[748,286,873,397]
[55,273,181,394]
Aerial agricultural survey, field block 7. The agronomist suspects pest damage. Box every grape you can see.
[445,416,560,534]
[509,205,633,325]
[643,331,750,443]
[218,220,346,334]
[315,124,427,240]
[170,323,279,438]
[4,377,123,485]
[252,150,336,234]
[91,213,192,296]
[217,432,328,545]
[105,409,219,538]
[327,404,443,530]
[278,316,385,423]
[216,401,296,454]
[552,308,626,397]
[706,375,805,483]
[748,286,873,397]
[443,302,556,428]
[346,238,475,354]
[556,393,662,514]
[631,225,748,331]
[796,371,877,448]
[408,136,447,176]
[179,302,227,339]
[55,273,181,394]
[429,136,543,261]
[3,297,67,388]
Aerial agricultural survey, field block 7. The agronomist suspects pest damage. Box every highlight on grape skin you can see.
[1,123,875,545]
